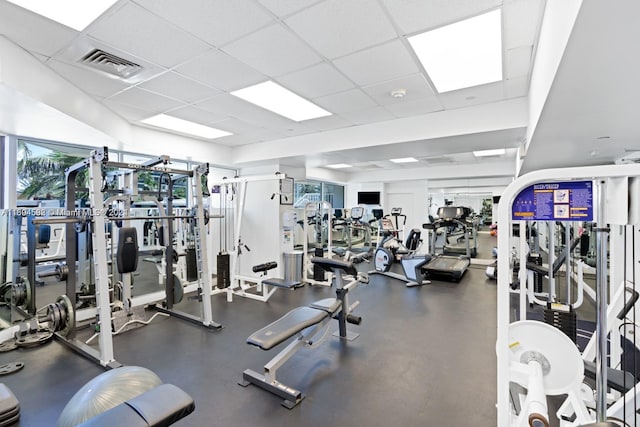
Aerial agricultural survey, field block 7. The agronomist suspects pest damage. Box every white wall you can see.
[385,180,429,233]
[522,0,583,172]
[0,35,232,165]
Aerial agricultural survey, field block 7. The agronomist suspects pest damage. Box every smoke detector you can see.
[390,89,406,99]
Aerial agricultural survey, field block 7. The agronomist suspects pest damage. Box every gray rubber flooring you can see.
[0,234,498,426]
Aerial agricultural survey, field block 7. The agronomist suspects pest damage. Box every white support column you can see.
[2,136,17,209]
[87,151,115,366]
[194,166,214,326]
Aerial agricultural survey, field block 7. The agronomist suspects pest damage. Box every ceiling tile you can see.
[503,0,543,49]
[106,87,186,113]
[138,71,222,103]
[48,59,130,98]
[333,40,419,87]
[256,0,322,17]
[195,94,296,128]
[164,105,229,125]
[285,0,397,59]
[211,118,263,134]
[380,0,501,35]
[102,99,155,122]
[304,115,353,131]
[340,106,396,125]
[213,134,262,146]
[133,0,274,46]
[505,46,532,80]
[504,76,529,99]
[385,97,443,118]
[313,89,377,113]
[0,1,78,57]
[438,81,505,109]
[87,2,210,68]
[222,24,322,77]
[362,74,435,106]
[174,50,266,92]
[276,63,354,99]
[246,128,287,142]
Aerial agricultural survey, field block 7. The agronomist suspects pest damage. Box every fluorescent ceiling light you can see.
[231,81,331,122]
[6,0,118,31]
[390,157,418,163]
[326,163,352,169]
[140,114,232,140]
[473,148,506,157]
[408,9,503,93]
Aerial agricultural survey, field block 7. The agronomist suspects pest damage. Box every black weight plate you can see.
[0,341,17,353]
[16,331,53,348]
[0,362,24,376]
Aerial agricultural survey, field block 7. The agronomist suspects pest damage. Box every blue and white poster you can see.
[512,180,593,221]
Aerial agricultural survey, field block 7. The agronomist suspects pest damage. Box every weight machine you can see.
[302,201,333,287]
[497,164,640,427]
[0,147,222,367]
[210,173,295,302]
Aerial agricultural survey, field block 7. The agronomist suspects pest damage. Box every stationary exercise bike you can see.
[371,209,430,287]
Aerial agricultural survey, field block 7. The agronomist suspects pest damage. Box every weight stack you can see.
[313,246,325,281]
[217,252,230,288]
[528,253,543,293]
[544,303,577,343]
[186,248,198,282]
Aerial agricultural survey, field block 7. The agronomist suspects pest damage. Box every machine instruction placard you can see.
[512,180,593,221]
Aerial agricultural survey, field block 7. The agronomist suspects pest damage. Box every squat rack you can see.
[58,146,220,367]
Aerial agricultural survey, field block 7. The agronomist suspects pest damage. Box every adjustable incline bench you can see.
[239,257,369,408]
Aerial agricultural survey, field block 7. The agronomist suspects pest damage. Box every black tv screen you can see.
[358,191,380,205]
[493,196,501,204]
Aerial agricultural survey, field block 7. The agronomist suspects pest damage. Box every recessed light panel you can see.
[231,81,331,122]
[473,148,506,157]
[408,9,503,93]
[6,0,118,31]
[140,114,231,140]
[390,157,418,163]
[326,163,352,169]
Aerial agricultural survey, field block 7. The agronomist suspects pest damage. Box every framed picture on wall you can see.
[280,177,294,205]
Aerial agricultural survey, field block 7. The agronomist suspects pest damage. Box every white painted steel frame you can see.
[496,164,640,426]
[210,173,287,302]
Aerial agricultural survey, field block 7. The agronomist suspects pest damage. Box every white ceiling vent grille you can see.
[79,49,143,79]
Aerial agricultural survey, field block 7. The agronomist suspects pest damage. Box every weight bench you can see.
[253,261,303,290]
[77,384,194,427]
[239,257,368,408]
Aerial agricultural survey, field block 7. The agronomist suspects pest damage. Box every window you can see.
[294,180,344,209]
[16,139,91,206]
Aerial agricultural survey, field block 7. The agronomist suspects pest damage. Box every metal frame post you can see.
[594,179,608,421]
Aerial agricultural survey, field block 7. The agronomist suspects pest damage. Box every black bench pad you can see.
[310,257,357,276]
[584,361,636,393]
[309,298,341,315]
[262,278,302,289]
[247,307,329,350]
[78,384,194,427]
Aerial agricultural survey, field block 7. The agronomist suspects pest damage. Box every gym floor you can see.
[0,232,498,426]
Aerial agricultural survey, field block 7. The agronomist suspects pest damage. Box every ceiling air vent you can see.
[79,49,142,79]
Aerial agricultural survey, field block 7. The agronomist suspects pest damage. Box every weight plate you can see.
[57,295,75,337]
[16,330,53,348]
[0,340,17,353]
[0,362,24,376]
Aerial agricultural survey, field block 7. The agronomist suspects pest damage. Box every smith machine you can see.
[1,147,220,367]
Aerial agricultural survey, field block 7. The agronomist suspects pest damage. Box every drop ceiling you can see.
[0,0,553,185]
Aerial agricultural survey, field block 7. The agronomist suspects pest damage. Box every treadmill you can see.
[422,207,471,281]
[440,207,478,258]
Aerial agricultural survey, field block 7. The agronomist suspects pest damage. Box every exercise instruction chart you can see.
[512,180,593,221]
